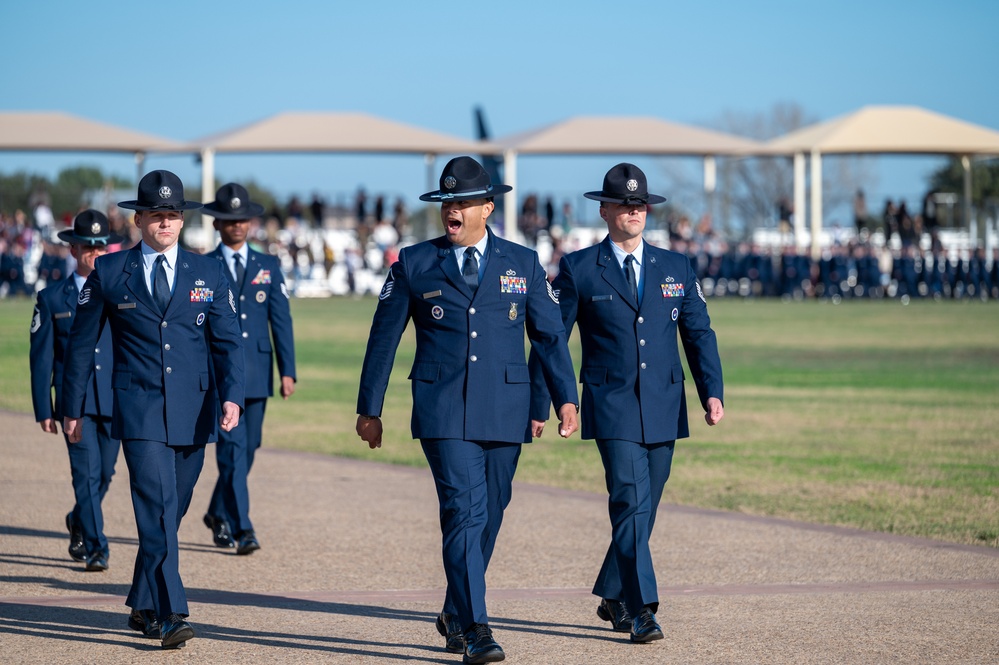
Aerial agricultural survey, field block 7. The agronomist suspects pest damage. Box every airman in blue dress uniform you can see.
[62,170,245,650]
[356,156,579,664]
[201,183,296,555]
[532,163,725,644]
[30,210,122,572]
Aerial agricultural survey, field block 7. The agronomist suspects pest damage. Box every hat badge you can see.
[229,197,241,210]
[158,186,172,199]
[90,222,102,234]
[626,179,638,192]
[444,176,457,190]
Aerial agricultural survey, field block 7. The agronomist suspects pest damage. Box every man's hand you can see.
[356,415,383,449]
[556,403,578,438]
[39,418,58,435]
[280,376,296,399]
[705,397,724,426]
[531,419,546,438]
[63,417,83,443]
[220,401,241,432]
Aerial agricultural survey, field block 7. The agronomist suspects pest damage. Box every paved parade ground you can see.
[1,410,996,664]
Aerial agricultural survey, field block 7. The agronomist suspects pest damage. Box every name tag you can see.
[118,303,136,310]
[422,290,442,299]
[591,295,613,302]
[54,311,72,319]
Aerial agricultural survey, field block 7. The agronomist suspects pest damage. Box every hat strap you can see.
[438,187,491,201]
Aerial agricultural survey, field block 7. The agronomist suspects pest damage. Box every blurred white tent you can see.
[761,106,999,256]
[0,111,184,182]
[187,111,499,241]
[495,116,762,235]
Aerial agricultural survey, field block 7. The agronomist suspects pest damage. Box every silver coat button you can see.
[640,363,647,369]
[242,332,249,338]
[95,365,101,371]
[94,347,100,354]
[166,367,172,374]
[240,294,245,301]
[164,344,171,351]
[241,313,247,320]
[471,331,477,338]
[640,339,646,346]
[161,321,167,328]
[470,355,478,362]
[469,307,476,315]
[637,316,644,324]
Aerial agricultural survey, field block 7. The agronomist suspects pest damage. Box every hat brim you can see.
[584,191,667,205]
[118,200,204,211]
[56,230,126,246]
[419,184,513,203]
[201,202,266,220]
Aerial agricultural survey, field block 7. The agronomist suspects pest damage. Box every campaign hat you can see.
[57,209,124,246]
[419,156,512,202]
[201,183,266,220]
[118,169,203,211]
[584,162,667,205]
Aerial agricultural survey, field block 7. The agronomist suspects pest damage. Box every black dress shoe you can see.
[85,552,109,571]
[160,613,195,649]
[127,609,160,639]
[597,598,633,633]
[630,607,664,643]
[435,611,465,653]
[463,623,504,664]
[65,512,86,562]
[236,530,261,555]
[203,514,235,548]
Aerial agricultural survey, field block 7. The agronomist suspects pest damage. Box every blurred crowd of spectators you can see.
[4,192,997,303]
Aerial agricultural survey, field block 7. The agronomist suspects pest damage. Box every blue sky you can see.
[2,0,997,226]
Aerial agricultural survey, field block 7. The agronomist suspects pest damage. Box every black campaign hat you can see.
[118,170,203,211]
[57,209,125,246]
[201,183,266,220]
[584,163,667,205]
[419,156,512,202]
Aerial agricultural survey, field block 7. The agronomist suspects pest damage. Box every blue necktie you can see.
[624,254,638,305]
[153,255,171,313]
[462,247,479,291]
[232,252,245,287]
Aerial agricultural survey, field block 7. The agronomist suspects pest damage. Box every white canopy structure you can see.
[0,111,184,183]
[186,111,499,240]
[762,105,999,255]
[494,116,762,234]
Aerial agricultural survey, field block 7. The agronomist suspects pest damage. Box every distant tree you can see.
[0,171,51,216]
[927,157,999,224]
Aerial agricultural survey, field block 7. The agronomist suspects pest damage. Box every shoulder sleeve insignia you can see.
[379,269,395,301]
[30,307,41,333]
[547,280,559,304]
[696,281,706,303]
[78,287,91,306]
[229,289,236,313]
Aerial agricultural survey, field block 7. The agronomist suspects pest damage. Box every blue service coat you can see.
[31,276,113,421]
[357,227,578,443]
[62,247,245,445]
[532,236,723,443]
[207,246,296,399]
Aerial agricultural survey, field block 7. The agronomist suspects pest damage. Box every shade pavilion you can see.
[761,105,999,256]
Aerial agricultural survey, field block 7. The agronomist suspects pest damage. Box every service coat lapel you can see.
[435,237,474,300]
[639,243,663,311]
[244,251,261,293]
[477,229,507,304]
[123,248,158,313]
[165,250,195,319]
[596,236,638,312]
[63,278,79,312]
